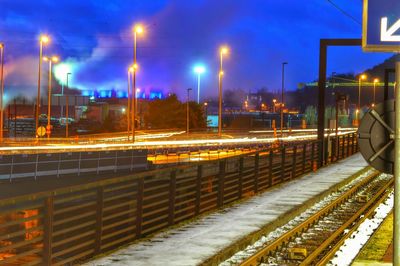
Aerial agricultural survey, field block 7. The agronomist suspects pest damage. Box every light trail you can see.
[0,130,356,154]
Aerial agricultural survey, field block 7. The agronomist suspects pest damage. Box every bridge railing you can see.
[0,133,358,265]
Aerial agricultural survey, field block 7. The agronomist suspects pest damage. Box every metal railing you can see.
[0,133,358,265]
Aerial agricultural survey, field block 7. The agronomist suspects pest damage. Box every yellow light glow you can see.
[133,63,139,70]
[135,25,144,34]
[52,56,59,63]
[372,103,375,107]
[356,109,359,114]
[0,43,3,48]
[43,56,49,62]
[128,66,134,72]
[220,46,229,55]
[273,99,277,103]
[360,74,366,80]
[40,35,50,43]
[374,78,379,83]
[204,102,208,106]
[219,71,224,76]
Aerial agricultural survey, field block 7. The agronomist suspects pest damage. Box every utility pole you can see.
[187,88,192,136]
[65,73,71,138]
[281,62,288,138]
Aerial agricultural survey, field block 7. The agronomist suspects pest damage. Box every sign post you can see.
[362,1,399,264]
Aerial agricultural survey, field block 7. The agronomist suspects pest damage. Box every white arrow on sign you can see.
[381,17,400,42]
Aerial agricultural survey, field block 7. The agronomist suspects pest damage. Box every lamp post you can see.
[136,88,141,129]
[357,74,366,124]
[218,46,228,137]
[373,78,379,107]
[36,35,49,136]
[132,24,143,143]
[281,62,288,138]
[272,99,277,113]
[187,88,192,136]
[127,67,133,136]
[194,65,205,104]
[43,56,59,138]
[0,43,4,142]
[65,72,71,138]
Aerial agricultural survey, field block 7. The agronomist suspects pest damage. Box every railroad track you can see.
[238,170,393,266]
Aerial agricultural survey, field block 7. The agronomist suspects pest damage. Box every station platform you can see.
[353,212,393,266]
[86,154,370,266]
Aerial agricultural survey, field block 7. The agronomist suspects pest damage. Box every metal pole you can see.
[65,73,71,138]
[373,82,376,106]
[132,32,137,143]
[358,77,361,124]
[47,60,52,138]
[187,88,192,135]
[36,41,43,136]
[0,43,4,142]
[281,62,287,138]
[197,73,201,104]
[127,71,131,136]
[395,61,400,266]
[218,52,223,137]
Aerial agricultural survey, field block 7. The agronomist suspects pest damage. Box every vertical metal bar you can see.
[292,145,297,178]
[384,68,390,101]
[217,160,226,207]
[34,154,39,180]
[269,150,273,187]
[317,40,327,168]
[57,153,61,178]
[94,187,104,254]
[347,133,351,157]
[135,178,144,238]
[195,165,202,215]
[280,146,286,182]
[254,153,259,193]
[393,61,400,266]
[238,157,244,198]
[168,170,177,225]
[43,194,54,266]
[341,135,345,159]
[78,152,82,176]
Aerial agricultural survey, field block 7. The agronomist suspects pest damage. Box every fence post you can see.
[94,187,104,254]
[269,150,273,187]
[352,133,357,153]
[341,135,345,159]
[168,170,177,225]
[136,178,144,238]
[34,154,39,180]
[302,143,306,174]
[238,157,244,198]
[254,153,259,193]
[292,145,297,178]
[217,160,226,207]
[347,133,351,157]
[311,142,316,170]
[280,146,286,182]
[195,165,202,215]
[43,194,54,266]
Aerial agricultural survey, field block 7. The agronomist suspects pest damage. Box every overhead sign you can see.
[362,0,400,52]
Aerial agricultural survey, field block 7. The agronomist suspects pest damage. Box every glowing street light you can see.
[218,46,229,137]
[36,35,50,136]
[131,24,144,142]
[357,74,367,124]
[194,65,206,104]
[272,99,277,113]
[372,78,379,107]
[43,55,59,138]
[0,42,4,142]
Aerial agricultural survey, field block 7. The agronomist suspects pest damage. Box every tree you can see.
[144,94,206,129]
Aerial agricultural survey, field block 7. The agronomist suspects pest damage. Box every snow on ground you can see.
[86,154,367,266]
[328,190,394,266]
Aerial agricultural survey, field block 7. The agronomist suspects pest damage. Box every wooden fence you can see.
[0,133,358,265]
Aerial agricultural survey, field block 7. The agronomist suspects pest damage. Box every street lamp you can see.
[65,72,71,138]
[0,42,4,142]
[194,65,206,104]
[127,66,134,135]
[36,35,50,136]
[187,88,192,135]
[131,24,144,143]
[373,78,379,107]
[43,56,59,138]
[136,88,141,129]
[218,46,228,137]
[357,74,367,124]
[272,99,277,113]
[281,62,288,137]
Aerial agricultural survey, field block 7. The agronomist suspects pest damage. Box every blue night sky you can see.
[0,0,393,101]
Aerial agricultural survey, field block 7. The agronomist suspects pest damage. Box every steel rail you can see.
[240,170,382,266]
